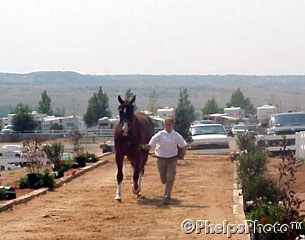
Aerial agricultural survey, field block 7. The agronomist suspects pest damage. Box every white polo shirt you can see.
[149,129,187,158]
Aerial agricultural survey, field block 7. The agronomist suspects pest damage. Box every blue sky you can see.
[0,0,304,75]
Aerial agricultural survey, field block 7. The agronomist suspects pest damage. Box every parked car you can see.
[0,145,26,158]
[187,123,230,153]
[262,112,305,154]
[231,124,248,136]
[267,112,305,135]
[0,128,15,134]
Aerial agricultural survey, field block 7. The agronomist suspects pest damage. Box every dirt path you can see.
[0,154,247,240]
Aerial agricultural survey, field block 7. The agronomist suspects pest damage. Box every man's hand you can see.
[140,144,151,151]
[178,146,187,159]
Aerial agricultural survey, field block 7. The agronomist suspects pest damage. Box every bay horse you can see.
[114,95,154,201]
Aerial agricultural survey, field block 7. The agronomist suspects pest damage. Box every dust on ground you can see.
[0,152,240,240]
[1,140,305,240]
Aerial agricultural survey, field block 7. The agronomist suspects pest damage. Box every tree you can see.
[84,87,111,127]
[148,90,158,115]
[202,97,219,116]
[38,90,53,115]
[226,88,255,116]
[174,88,196,141]
[124,88,137,111]
[124,88,134,100]
[11,103,36,132]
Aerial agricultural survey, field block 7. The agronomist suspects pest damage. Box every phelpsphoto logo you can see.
[296,235,305,240]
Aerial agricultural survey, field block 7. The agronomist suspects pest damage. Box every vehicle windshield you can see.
[190,125,227,136]
[233,125,246,130]
[270,113,305,127]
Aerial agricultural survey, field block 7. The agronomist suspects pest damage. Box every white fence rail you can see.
[295,132,305,159]
[0,127,163,143]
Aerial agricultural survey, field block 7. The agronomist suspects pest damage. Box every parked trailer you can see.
[257,105,278,126]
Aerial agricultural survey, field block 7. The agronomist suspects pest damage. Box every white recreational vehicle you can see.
[157,107,174,119]
[223,107,245,119]
[256,105,278,126]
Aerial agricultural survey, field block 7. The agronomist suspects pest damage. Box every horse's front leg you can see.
[115,153,124,201]
[136,171,143,197]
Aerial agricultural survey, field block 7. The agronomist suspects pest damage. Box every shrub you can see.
[236,132,256,152]
[247,201,305,240]
[237,150,268,185]
[39,169,55,189]
[23,139,45,174]
[84,152,99,162]
[240,141,305,240]
[0,188,6,200]
[247,202,285,225]
[43,141,64,168]
[61,159,73,171]
[18,177,28,189]
[243,175,283,204]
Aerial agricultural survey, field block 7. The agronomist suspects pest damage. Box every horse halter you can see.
[118,95,136,136]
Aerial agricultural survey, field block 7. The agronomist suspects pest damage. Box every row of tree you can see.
[3,87,254,138]
[202,88,255,116]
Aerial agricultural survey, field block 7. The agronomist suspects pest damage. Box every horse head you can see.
[118,95,136,136]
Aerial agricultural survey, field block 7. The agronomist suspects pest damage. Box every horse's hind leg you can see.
[133,154,147,197]
[131,157,141,196]
[136,172,142,197]
[136,153,148,197]
[132,169,140,195]
[115,153,124,201]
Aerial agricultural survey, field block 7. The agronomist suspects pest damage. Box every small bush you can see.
[39,169,55,189]
[236,132,256,152]
[18,177,28,189]
[0,188,6,200]
[239,140,305,240]
[247,202,305,240]
[243,175,283,203]
[237,150,269,185]
[84,152,99,162]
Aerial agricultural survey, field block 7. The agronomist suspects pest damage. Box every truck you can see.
[260,112,305,154]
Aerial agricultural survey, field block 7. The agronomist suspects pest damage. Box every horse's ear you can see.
[130,95,136,104]
[118,95,124,104]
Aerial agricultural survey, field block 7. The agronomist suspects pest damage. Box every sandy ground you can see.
[0,139,304,240]
[0,152,246,240]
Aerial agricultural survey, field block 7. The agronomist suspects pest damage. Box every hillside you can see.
[1,72,305,117]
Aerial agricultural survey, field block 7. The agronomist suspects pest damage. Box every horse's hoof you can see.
[132,184,140,195]
[132,188,140,195]
[115,196,122,202]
